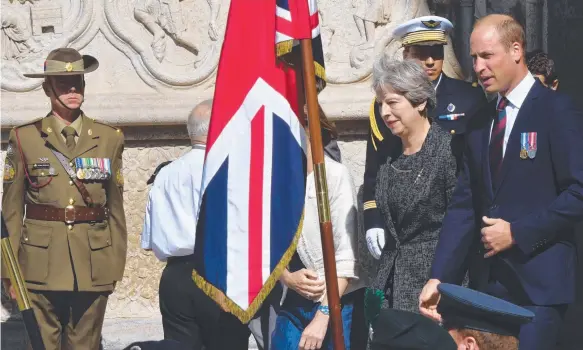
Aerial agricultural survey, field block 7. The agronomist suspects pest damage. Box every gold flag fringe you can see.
[276,41,327,85]
[276,40,294,57]
[192,211,305,324]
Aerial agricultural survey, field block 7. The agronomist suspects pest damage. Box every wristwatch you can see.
[318,305,330,316]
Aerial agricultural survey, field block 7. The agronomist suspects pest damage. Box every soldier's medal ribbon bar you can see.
[75,158,112,180]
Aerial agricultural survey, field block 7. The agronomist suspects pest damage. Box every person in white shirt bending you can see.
[141,99,252,350]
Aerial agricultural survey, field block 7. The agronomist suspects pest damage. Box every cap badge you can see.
[422,20,441,29]
[65,62,73,72]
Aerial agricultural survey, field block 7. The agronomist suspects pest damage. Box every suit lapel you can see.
[72,115,99,159]
[493,83,542,198]
[41,116,71,158]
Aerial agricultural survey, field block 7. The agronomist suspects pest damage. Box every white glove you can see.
[366,228,385,260]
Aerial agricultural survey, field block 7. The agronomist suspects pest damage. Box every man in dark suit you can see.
[420,14,583,349]
[364,15,487,259]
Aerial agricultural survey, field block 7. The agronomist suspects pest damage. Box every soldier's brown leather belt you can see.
[26,204,109,224]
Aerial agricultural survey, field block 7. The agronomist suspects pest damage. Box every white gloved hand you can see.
[366,228,385,260]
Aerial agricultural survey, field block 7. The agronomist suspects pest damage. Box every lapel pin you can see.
[447,103,456,113]
[46,127,53,133]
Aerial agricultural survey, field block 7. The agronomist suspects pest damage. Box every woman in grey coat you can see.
[366,58,458,315]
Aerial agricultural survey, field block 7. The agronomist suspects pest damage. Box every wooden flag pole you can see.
[299,37,346,350]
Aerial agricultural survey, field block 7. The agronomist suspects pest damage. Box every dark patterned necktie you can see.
[489,97,509,188]
[62,126,77,152]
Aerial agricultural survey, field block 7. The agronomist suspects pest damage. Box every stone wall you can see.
[1,0,464,318]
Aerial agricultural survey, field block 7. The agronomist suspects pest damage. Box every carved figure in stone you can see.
[1,3,41,61]
[328,0,462,84]
[352,0,389,48]
[134,0,220,65]
[319,9,335,60]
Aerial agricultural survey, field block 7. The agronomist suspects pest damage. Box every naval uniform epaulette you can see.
[147,160,173,185]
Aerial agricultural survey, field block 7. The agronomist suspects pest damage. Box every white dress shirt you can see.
[494,73,536,156]
[141,144,205,261]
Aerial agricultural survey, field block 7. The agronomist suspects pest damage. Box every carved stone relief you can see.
[320,0,463,84]
[103,0,227,88]
[1,0,96,92]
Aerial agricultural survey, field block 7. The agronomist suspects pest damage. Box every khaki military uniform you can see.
[2,113,127,349]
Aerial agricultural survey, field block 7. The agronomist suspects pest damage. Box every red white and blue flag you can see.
[192,0,325,323]
[276,0,326,91]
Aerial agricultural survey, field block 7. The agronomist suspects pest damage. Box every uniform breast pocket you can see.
[87,223,114,286]
[27,163,59,178]
[81,181,108,206]
[19,221,53,283]
[26,164,59,192]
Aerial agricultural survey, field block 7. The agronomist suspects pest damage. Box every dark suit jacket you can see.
[363,74,487,232]
[431,81,583,306]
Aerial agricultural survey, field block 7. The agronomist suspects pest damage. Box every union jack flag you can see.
[192,0,325,323]
[276,0,326,91]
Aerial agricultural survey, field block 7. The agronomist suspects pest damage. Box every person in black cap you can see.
[437,283,535,350]
[369,307,457,350]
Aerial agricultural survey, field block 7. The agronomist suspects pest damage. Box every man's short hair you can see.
[456,328,518,350]
[475,15,526,53]
[187,99,212,139]
[526,49,558,85]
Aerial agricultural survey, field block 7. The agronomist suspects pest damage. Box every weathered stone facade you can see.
[3,0,580,321]
[0,0,463,319]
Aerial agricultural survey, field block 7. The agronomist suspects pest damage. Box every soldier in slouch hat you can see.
[2,47,127,350]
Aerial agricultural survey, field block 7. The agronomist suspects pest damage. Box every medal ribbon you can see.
[528,132,537,151]
[521,133,528,152]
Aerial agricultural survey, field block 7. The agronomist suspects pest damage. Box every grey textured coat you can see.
[372,124,458,313]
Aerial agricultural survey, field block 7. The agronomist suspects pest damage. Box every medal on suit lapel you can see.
[520,133,528,159]
[527,132,537,159]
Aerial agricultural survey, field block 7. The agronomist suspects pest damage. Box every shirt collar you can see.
[51,113,84,136]
[497,73,536,109]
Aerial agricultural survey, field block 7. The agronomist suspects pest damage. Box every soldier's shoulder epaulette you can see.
[90,118,122,131]
[13,117,44,130]
[147,160,173,185]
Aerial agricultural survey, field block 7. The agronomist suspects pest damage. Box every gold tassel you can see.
[192,211,305,324]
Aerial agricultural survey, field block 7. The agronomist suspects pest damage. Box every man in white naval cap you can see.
[363,15,487,260]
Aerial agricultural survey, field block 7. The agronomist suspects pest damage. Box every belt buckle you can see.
[64,205,76,224]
